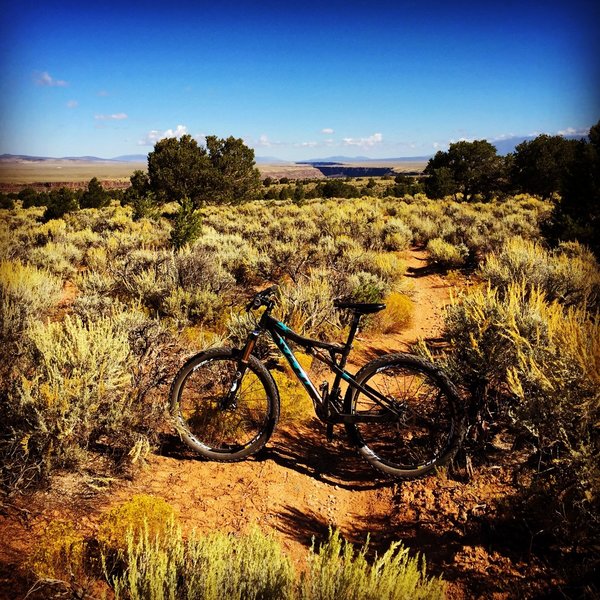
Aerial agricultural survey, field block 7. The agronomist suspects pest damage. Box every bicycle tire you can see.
[344,353,465,478]
[170,347,279,461]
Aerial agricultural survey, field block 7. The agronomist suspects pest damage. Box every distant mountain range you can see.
[0,153,148,163]
[0,133,589,166]
[254,156,292,165]
[298,155,431,164]
[491,133,587,155]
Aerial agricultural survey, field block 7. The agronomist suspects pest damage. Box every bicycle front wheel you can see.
[170,348,279,461]
[344,353,465,478]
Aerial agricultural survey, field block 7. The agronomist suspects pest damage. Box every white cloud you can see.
[300,141,319,148]
[257,134,272,147]
[342,132,383,148]
[34,71,68,87]
[254,134,289,148]
[66,100,78,109]
[138,124,191,146]
[321,128,334,135]
[95,112,128,121]
[557,126,589,136]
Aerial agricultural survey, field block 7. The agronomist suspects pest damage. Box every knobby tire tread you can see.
[344,352,465,479]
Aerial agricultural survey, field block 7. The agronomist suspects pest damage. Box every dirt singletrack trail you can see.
[0,249,554,599]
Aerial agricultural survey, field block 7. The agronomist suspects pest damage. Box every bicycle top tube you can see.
[260,313,344,354]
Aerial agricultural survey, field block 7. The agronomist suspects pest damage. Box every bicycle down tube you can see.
[261,314,403,423]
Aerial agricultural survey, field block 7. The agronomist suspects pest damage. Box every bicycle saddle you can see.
[333,300,386,314]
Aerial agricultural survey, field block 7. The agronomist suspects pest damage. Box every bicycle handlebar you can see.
[246,285,279,312]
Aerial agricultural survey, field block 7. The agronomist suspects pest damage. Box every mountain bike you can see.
[170,286,465,478]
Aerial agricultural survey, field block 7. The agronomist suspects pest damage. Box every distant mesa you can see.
[0,153,148,163]
[295,156,431,178]
[305,164,398,178]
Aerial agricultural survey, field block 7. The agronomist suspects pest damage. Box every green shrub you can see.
[76,269,115,297]
[105,502,443,600]
[370,292,414,334]
[381,218,413,251]
[170,197,203,249]
[162,287,223,327]
[278,270,340,337]
[175,246,237,294]
[80,177,110,209]
[3,309,174,488]
[503,295,599,542]
[28,521,87,582]
[30,218,68,245]
[0,260,62,392]
[479,237,600,310]
[0,260,62,354]
[109,520,294,600]
[340,249,406,288]
[426,238,469,268]
[64,226,102,250]
[27,498,447,600]
[98,494,176,552]
[346,271,389,304]
[183,528,295,600]
[0,193,15,209]
[408,215,439,247]
[439,282,600,546]
[27,240,83,277]
[303,529,446,600]
[43,188,79,221]
[17,314,133,470]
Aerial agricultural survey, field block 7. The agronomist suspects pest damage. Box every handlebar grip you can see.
[246,285,279,312]
[262,285,278,296]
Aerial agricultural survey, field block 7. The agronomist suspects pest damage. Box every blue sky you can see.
[1,0,598,161]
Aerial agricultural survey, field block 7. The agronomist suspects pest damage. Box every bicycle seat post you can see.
[338,312,361,369]
[326,311,361,402]
[346,312,361,348]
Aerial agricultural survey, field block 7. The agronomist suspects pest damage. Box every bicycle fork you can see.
[221,329,259,410]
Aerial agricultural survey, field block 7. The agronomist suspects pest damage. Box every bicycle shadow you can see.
[158,420,394,492]
[257,419,393,492]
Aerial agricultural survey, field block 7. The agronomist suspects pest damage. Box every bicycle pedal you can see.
[326,423,334,442]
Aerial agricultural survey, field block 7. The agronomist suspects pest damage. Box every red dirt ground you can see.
[0,250,562,599]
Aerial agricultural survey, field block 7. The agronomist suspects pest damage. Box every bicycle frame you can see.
[238,310,403,425]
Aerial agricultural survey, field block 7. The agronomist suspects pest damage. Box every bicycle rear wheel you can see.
[344,353,464,478]
[170,348,279,461]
